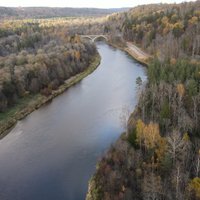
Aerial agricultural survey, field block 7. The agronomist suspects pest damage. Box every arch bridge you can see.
[80,35,108,42]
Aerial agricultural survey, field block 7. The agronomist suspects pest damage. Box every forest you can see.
[121,2,200,60]
[0,19,97,112]
[87,59,200,200]
[86,1,200,200]
[1,1,200,199]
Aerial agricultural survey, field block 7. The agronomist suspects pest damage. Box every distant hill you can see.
[0,7,129,19]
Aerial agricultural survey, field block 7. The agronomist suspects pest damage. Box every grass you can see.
[0,94,40,121]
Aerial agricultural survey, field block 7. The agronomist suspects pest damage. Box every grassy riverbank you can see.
[0,53,101,138]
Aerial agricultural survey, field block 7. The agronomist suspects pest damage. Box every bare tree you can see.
[167,131,186,164]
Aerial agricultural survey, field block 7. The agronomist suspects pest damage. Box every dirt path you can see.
[126,42,151,65]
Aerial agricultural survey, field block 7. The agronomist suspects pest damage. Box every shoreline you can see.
[0,53,101,138]
[86,42,149,200]
[0,40,149,138]
[108,41,151,66]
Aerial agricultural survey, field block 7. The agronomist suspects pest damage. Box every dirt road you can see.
[126,42,151,62]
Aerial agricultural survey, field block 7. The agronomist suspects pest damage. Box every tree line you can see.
[86,2,200,200]
[0,20,97,112]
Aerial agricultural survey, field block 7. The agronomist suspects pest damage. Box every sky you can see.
[0,0,196,8]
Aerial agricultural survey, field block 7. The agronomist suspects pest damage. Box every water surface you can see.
[0,43,146,200]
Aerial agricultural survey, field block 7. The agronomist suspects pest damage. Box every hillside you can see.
[103,1,200,60]
[0,7,129,19]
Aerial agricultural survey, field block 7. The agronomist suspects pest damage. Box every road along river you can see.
[0,42,146,200]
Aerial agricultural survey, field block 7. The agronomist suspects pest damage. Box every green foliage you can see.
[128,128,139,149]
[2,81,16,100]
[160,153,173,174]
[147,59,161,84]
[187,79,198,97]
[160,99,170,119]
[148,59,200,86]
[0,28,11,38]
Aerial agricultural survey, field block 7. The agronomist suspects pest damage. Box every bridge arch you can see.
[92,35,108,42]
[80,35,108,42]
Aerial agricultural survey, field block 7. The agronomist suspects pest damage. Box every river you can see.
[0,42,146,200]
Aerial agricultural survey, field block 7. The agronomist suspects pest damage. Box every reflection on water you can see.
[0,42,146,200]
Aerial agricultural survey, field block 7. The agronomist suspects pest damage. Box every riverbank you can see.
[86,109,143,200]
[86,42,149,200]
[0,53,101,138]
[108,41,151,66]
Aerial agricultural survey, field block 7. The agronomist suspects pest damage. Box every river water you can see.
[0,43,146,200]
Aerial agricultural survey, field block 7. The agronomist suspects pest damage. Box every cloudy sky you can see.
[0,0,196,8]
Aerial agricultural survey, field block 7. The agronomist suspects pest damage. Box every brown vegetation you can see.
[0,20,97,112]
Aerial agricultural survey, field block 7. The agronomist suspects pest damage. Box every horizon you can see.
[0,0,196,9]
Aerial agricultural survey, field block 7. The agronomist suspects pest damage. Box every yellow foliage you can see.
[161,16,169,25]
[143,122,161,149]
[147,23,153,29]
[189,178,200,198]
[155,137,167,163]
[173,22,184,30]
[183,133,190,142]
[162,22,173,35]
[177,83,185,98]
[171,14,178,22]
[136,119,145,146]
[189,16,198,25]
[136,120,161,149]
[136,119,167,164]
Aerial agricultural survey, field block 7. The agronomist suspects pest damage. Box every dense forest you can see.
[86,1,200,200]
[121,2,200,60]
[109,2,200,60]
[87,59,200,200]
[0,20,97,112]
